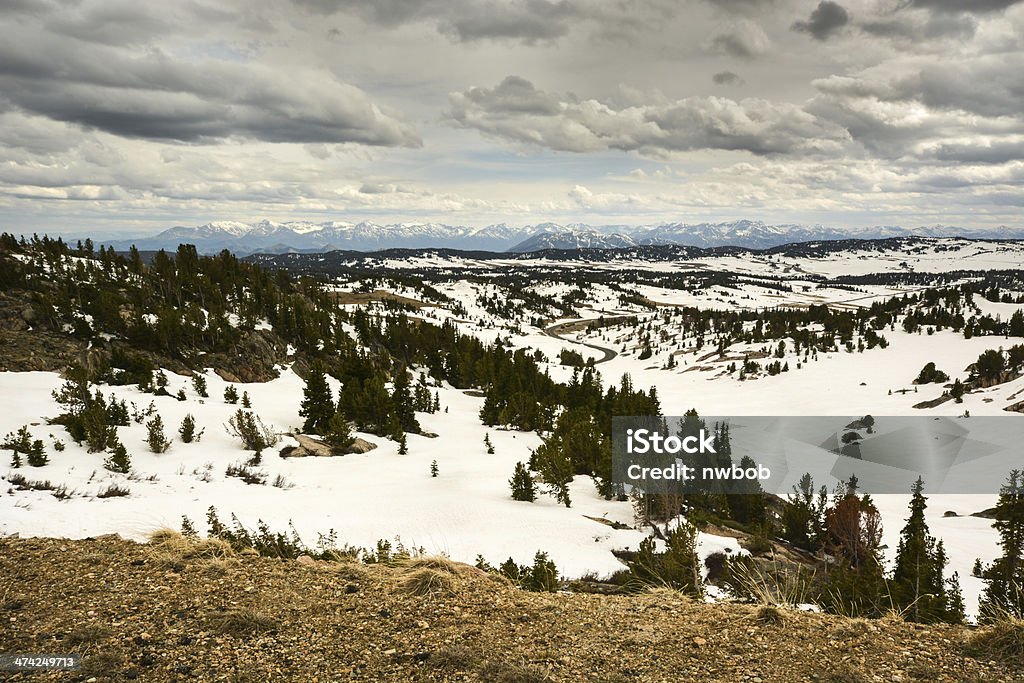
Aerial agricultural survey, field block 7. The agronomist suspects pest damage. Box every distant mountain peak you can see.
[100,219,1022,256]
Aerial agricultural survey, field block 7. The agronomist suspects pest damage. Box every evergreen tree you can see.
[104,439,131,474]
[980,470,1024,620]
[390,366,420,434]
[224,385,239,404]
[532,433,573,507]
[628,520,703,598]
[146,414,170,453]
[192,374,208,398]
[509,462,536,502]
[179,414,202,443]
[397,432,408,455]
[300,365,335,435]
[226,409,277,455]
[241,391,252,408]
[323,411,355,454]
[484,432,495,454]
[27,439,47,467]
[950,378,965,403]
[430,459,438,477]
[782,472,828,552]
[3,426,32,468]
[889,478,961,623]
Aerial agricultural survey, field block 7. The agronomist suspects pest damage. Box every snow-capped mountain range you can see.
[102,219,1023,254]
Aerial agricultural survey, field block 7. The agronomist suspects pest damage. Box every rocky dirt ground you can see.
[0,535,1020,682]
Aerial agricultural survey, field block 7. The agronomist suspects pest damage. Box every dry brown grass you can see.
[429,645,479,671]
[479,660,553,683]
[402,555,466,574]
[206,608,279,636]
[755,605,785,626]
[400,567,456,597]
[147,528,234,568]
[968,615,1024,667]
[64,622,112,645]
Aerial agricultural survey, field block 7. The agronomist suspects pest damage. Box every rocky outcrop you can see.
[280,434,377,458]
[205,330,288,383]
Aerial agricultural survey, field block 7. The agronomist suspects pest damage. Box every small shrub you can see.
[6,474,55,491]
[52,484,75,500]
[225,463,266,486]
[97,483,130,498]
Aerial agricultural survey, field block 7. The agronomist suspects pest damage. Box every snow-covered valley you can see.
[3,236,1024,622]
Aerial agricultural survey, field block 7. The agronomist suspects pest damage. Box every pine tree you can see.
[105,439,131,474]
[323,411,355,454]
[484,433,495,454]
[782,472,827,552]
[980,470,1024,620]
[192,374,208,398]
[950,378,965,403]
[430,459,438,477]
[226,409,277,454]
[662,519,704,599]
[145,414,170,453]
[27,439,47,467]
[300,365,334,434]
[224,385,239,404]
[510,462,536,502]
[390,366,420,434]
[179,414,202,443]
[398,432,408,455]
[533,435,573,507]
[241,391,252,408]
[889,478,961,623]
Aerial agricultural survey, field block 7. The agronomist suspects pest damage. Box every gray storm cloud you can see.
[792,1,850,41]
[449,76,849,156]
[0,19,420,146]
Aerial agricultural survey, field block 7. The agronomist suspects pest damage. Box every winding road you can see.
[543,315,632,365]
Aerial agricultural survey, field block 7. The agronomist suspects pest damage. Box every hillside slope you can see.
[0,536,1016,682]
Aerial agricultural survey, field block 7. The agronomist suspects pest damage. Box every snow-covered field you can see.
[0,369,742,581]
[3,238,1022,619]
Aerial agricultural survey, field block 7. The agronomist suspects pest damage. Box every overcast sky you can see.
[1,0,1022,235]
